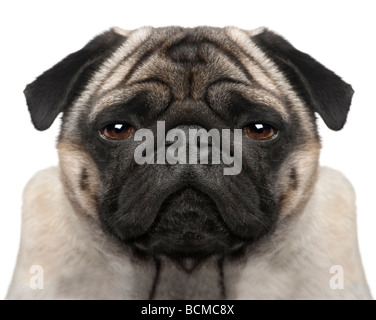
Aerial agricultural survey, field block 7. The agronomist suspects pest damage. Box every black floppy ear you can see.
[24,28,127,131]
[252,29,354,130]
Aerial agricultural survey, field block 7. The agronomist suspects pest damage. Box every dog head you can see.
[24,27,353,260]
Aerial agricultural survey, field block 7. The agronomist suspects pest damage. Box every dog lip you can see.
[130,233,246,259]
[108,169,273,246]
[124,185,248,258]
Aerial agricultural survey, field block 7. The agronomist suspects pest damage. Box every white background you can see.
[0,0,375,299]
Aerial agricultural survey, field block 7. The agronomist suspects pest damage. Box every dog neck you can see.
[130,255,226,299]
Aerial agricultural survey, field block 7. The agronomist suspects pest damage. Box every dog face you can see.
[25,27,353,260]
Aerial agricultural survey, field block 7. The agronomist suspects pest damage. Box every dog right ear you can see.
[24,28,127,131]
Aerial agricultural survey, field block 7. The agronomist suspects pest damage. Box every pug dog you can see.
[7,26,372,299]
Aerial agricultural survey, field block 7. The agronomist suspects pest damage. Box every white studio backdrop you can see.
[0,0,374,299]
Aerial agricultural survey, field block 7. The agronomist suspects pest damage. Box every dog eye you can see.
[244,123,276,140]
[101,123,135,140]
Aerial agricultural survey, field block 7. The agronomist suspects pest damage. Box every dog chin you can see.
[125,187,246,259]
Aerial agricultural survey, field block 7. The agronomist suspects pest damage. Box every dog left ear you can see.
[24,28,127,131]
[252,29,354,131]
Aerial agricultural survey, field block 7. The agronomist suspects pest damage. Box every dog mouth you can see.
[130,187,245,259]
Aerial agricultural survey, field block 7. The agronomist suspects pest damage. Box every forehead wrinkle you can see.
[123,39,266,103]
[85,27,154,98]
[239,87,288,118]
[95,27,289,114]
[125,29,260,90]
[161,29,286,104]
[97,28,188,96]
[107,29,192,99]
[225,27,283,90]
[89,82,171,121]
[224,29,285,98]
[96,46,159,96]
[89,89,135,121]
[126,55,183,86]
[207,82,289,121]
[116,55,189,100]
[190,46,255,99]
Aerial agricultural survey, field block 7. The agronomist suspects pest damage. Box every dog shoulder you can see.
[23,167,62,209]
[21,167,69,232]
[308,166,358,259]
[7,167,71,299]
[305,166,371,299]
[315,166,356,224]
[8,167,136,299]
